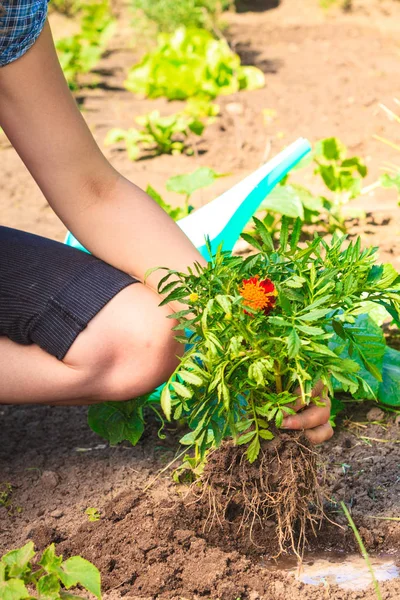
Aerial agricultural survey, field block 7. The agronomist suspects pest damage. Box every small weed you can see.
[85,507,101,522]
[0,483,13,508]
[320,0,352,11]
[146,166,226,221]
[0,483,22,516]
[104,110,205,160]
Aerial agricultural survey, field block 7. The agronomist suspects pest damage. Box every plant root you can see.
[190,432,325,559]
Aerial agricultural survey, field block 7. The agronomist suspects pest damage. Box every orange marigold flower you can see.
[239,275,277,316]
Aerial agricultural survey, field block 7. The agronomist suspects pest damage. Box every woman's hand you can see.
[281,381,333,444]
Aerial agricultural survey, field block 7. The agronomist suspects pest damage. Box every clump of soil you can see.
[194,434,323,558]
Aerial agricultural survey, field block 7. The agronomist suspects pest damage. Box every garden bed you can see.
[0,403,399,599]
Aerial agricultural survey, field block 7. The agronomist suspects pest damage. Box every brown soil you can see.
[1,0,400,598]
[0,404,399,600]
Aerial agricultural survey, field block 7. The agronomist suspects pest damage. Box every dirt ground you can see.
[0,403,399,600]
[1,0,400,598]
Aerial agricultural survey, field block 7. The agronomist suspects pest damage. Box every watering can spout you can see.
[64,138,311,257]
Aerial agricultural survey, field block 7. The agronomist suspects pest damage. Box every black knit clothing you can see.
[0,226,137,359]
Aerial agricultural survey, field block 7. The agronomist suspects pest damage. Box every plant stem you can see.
[274,361,283,394]
[340,501,383,600]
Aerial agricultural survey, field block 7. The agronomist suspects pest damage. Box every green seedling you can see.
[56,1,115,90]
[124,27,264,101]
[104,110,204,160]
[85,507,101,522]
[130,0,232,33]
[146,167,224,220]
[259,137,368,234]
[0,541,101,599]
[0,483,13,509]
[0,483,22,516]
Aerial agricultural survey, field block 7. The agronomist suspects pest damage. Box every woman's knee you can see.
[64,283,182,402]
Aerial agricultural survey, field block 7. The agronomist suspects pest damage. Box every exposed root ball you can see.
[194,433,324,558]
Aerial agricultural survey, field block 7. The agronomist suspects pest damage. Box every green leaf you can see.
[37,574,61,600]
[260,185,304,220]
[237,431,256,445]
[179,431,196,445]
[240,232,263,251]
[378,346,400,406]
[215,294,232,314]
[332,319,346,339]
[287,329,301,358]
[166,167,223,198]
[87,400,145,446]
[290,218,302,251]
[296,325,326,335]
[248,361,266,386]
[0,579,30,600]
[252,217,274,252]
[380,172,400,195]
[301,295,333,312]
[279,216,289,250]
[299,308,332,322]
[376,263,399,289]
[39,544,63,574]
[267,316,292,327]
[171,381,193,399]
[310,342,341,357]
[160,385,172,421]
[258,429,274,440]
[59,556,101,599]
[315,137,346,161]
[218,380,230,410]
[329,314,386,399]
[177,371,203,386]
[235,419,254,433]
[124,27,259,101]
[2,542,35,579]
[246,436,261,463]
[238,65,265,90]
[285,275,306,289]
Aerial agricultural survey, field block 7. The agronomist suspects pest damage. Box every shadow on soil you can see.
[230,40,283,73]
[235,0,280,13]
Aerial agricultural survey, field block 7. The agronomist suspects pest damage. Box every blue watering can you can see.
[65,137,311,258]
[65,138,311,404]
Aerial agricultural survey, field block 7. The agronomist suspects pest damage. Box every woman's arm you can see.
[0,20,333,442]
[0,21,206,290]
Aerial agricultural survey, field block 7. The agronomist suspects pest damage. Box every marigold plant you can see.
[150,218,400,464]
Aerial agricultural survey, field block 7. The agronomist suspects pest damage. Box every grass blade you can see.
[340,501,382,600]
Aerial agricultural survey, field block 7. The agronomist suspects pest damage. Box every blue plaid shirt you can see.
[0,0,48,67]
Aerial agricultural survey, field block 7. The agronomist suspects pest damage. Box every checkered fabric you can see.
[0,0,48,67]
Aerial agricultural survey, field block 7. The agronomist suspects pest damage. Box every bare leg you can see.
[0,284,181,405]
